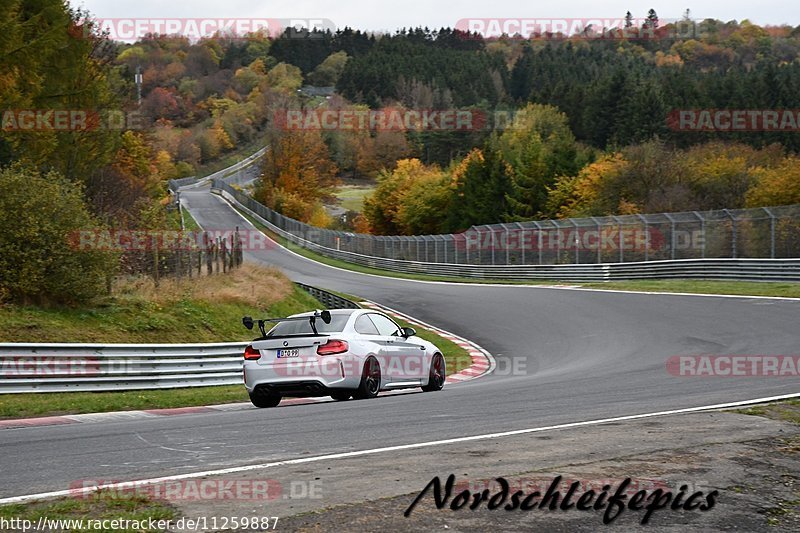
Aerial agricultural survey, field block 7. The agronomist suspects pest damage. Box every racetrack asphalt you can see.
[0,186,798,503]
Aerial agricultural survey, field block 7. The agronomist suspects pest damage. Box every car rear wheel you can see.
[353,357,381,399]
[249,390,281,408]
[330,391,352,401]
[421,353,445,392]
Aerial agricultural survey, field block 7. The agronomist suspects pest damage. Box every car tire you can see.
[353,357,381,399]
[249,390,281,408]
[421,353,445,392]
[330,391,352,401]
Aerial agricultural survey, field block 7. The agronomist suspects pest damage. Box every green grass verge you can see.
[0,286,319,344]
[581,280,800,298]
[737,399,800,425]
[0,386,249,419]
[238,208,800,297]
[331,185,374,212]
[180,205,201,231]
[0,492,177,532]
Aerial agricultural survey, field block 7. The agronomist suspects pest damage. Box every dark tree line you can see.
[265,22,800,155]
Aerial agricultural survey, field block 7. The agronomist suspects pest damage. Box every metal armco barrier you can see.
[296,283,360,309]
[215,183,800,282]
[0,342,248,393]
[0,283,359,394]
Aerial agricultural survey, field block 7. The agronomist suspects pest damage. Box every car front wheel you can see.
[353,357,381,399]
[421,353,445,392]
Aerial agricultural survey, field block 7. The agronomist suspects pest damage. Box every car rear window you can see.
[267,314,350,336]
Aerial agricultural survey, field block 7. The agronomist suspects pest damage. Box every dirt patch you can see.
[251,407,800,532]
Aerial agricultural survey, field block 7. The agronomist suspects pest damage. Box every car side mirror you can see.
[401,327,416,338]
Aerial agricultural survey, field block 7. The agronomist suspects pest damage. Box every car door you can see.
[353,313,391,384]
[367,313,425,385]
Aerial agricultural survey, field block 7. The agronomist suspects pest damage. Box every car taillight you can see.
[244,345,261,360]
[317,339,349,356]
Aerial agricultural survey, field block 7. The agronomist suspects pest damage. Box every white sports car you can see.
[241,309,446,408]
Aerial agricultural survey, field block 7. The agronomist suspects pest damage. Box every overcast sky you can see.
[71,1,798,32]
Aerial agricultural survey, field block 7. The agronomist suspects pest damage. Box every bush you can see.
[0,165,117,305]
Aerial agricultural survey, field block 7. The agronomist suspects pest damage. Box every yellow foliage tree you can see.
[546,153,628,218]
[363,159,448,235]
[746,158,800,207]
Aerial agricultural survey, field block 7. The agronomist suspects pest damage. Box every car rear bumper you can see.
[244,360,358,395]
[251,380,344,397]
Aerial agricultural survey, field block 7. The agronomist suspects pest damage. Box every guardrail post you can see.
[516,223,525,265]
[693,211,705,259]
[661,213,676,260]
[635,214,649,261]
[533,221,542,265]
[724,209,737,258]
[590,217,601,263]
[570,220,579,264]
[490,229,495,265]
[153,239,160,286]
[611,216,624,263]
[763,207,776,258]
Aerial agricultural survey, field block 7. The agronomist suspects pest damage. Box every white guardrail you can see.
[0,342,249,393]
[0,285,358,394]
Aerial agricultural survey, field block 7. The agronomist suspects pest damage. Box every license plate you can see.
[277,348,300,358]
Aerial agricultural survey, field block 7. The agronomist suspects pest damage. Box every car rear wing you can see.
[242,309,332,337]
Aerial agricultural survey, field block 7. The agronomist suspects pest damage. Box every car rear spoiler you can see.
[242,309,332,337]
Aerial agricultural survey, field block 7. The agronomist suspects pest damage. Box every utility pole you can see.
[135,66,143,106]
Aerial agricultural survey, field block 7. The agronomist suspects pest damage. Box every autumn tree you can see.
[255,128,338,224]
[746,158,800,207]
[498,104,581,220]
[0,165,116,305]
[445,143,510,231]
[308,51,349,86]
[362,159,444,235]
